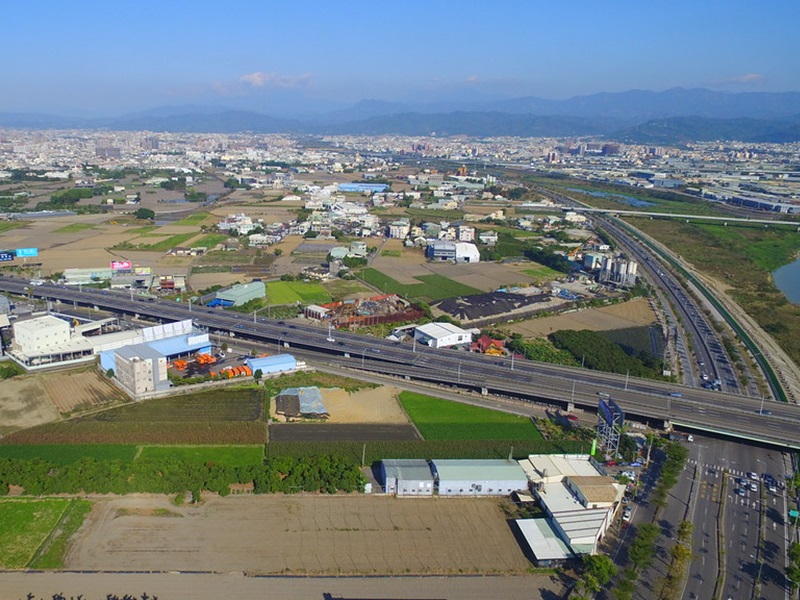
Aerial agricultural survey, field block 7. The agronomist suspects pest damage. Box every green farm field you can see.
[1,387,267,445]
[0,221,26,235]
[0,444,137,463]
[0,498,73,568]
[0,443,264,467]
[192,233,228,248]
[399,392,542,440]
[171,212,212,226]
[138,445,265,466]
[359,269,481,303]
[523,265,562,281]
[54,223,94,233]
[267,280,332,305]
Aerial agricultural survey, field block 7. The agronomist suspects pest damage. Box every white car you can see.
[747,472,759,481]
[622,506,632,522]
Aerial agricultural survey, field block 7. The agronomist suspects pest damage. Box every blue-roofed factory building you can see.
[246,354,299,375]
[338,183,389,193]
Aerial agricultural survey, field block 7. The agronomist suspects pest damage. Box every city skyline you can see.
[4,0,799,117]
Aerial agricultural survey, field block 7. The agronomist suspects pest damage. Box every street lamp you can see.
[277,337,284,353]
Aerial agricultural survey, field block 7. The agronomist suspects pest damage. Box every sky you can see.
[3,0,798,117]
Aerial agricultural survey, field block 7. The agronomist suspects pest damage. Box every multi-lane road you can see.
[1,276,799,449]
[615,434,792,600]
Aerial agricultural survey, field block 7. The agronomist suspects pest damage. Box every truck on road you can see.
[668,431,694,442]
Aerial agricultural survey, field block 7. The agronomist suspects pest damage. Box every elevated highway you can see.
[1,276,799,449]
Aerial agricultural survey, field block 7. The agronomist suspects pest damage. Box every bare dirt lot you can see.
[66,494,532,575]
[270,385,409,424]
[509,297,658,337]
[0,367,125,435]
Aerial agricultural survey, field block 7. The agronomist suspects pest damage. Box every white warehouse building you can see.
[380,459,434,496]
[432,459,528,496]
[413,322,473,348]
[12,315,71,356]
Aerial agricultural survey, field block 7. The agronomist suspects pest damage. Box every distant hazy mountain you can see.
[108,110,303,134]
[322,112,623,137]
[1,88,800,141]
[480,88,800,120]
[612,114,800,144]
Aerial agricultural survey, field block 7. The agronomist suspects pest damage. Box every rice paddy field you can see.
[398,392,543,440]
[0,498,78,569]
[359,269,482,303]
[266,280,332,305]
[137,445,265,466]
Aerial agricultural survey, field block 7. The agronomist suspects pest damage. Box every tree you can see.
[134,207,155,220]
[105,368,115,378]
[221,342,228,353]
[677,520,694,543]
[253,369,263,381]
[274,248,283,256]
[583,554,617,588]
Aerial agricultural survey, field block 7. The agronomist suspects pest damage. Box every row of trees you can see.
[549,329,663,379]
[0,455,365,497]
[787,542,800,592]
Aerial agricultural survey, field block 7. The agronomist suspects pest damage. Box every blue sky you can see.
[3,1,797,116]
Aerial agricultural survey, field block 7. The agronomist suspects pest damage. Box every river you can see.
[773,258,800,303]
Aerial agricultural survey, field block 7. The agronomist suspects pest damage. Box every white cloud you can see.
[719,73,765,85]
[240,71,313,89]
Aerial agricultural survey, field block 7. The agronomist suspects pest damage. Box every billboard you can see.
[15,247,38,257]
[110,260,132,270]
[598,399,625,428]
[134,266,152,275]
[0,251,14,262]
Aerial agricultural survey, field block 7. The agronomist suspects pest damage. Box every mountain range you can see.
[2,88,800,143]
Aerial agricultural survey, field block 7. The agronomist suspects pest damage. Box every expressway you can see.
[536,184,752,397]
[600,217,747,395]
[1,275,799,449]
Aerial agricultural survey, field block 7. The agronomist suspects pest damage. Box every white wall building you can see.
[432,459,528,496]
[414,322,472,348]
[13,315,70,355]
[457,225,476,242]
[114,344,170,396]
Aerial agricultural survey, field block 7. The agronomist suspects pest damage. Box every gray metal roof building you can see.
[432,459,529,496]
[380,459,434,496]
[216,281,266,306]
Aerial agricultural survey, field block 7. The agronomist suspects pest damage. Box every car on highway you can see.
[757,409,772,416]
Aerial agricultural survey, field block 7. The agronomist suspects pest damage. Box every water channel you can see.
[773,257,800,303]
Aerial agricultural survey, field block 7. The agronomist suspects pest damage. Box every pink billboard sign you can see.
[111,260,132,270]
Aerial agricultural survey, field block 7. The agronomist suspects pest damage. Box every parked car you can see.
[735,487,746,497]
[622,506,633,522]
